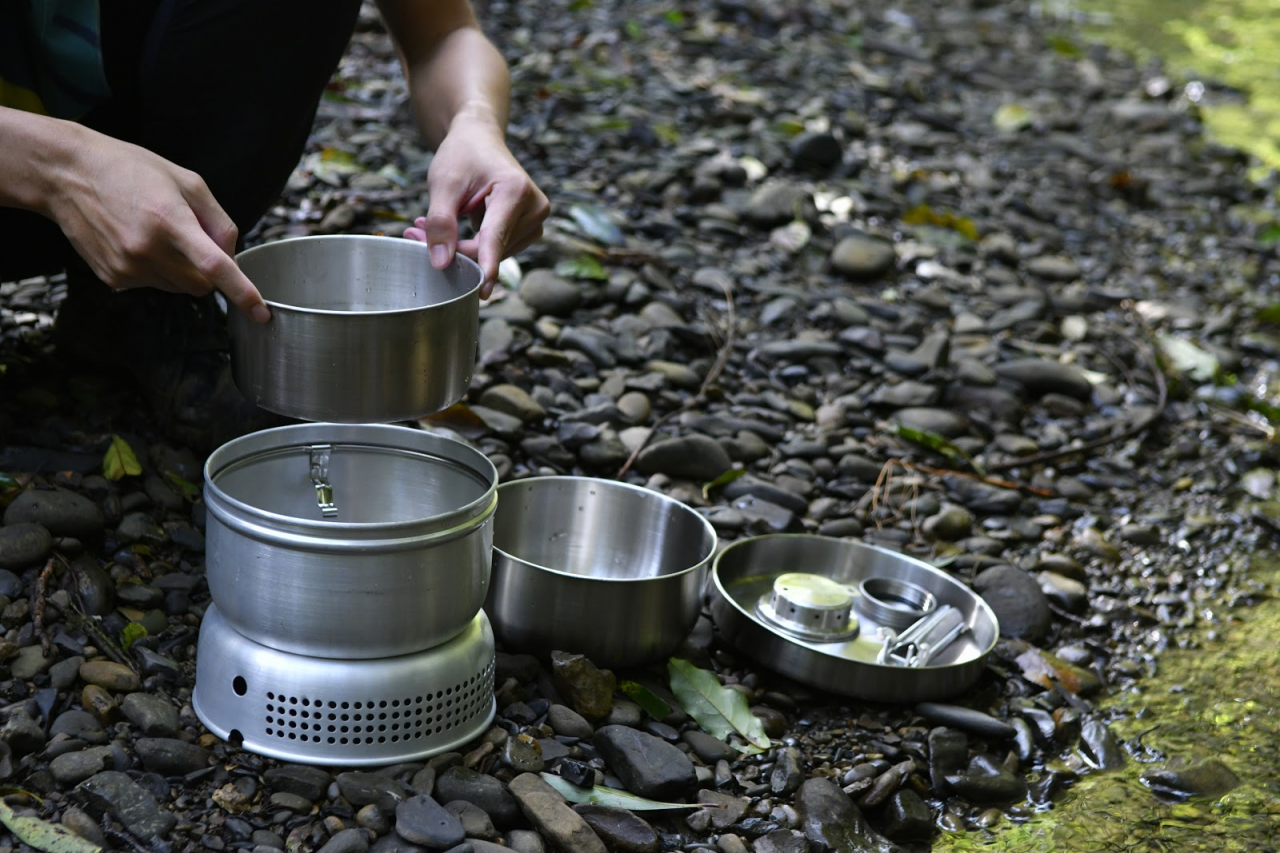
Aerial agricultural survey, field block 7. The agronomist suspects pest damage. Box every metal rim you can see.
[492,475,717,583]
[235,236,482,316]
[204,423,497,538]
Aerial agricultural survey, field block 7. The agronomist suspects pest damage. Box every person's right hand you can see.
[48,130,270,322]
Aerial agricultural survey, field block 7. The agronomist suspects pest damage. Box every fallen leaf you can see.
[668,658,770,753]
[555,255,609,281]
[0,799,101,853]
[993,102,1034,133]
[102,435,141,481]
[417,403,490,441]
[620,681,672,720]
[1157,335,1219,383]
[568,203,625,247]
[539,773,699,810]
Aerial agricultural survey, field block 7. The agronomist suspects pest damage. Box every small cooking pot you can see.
[230,235,481,423]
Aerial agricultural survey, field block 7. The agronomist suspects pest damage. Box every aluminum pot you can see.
[204,423,497,659]
[230,235,482,423]
[484,476,717,668]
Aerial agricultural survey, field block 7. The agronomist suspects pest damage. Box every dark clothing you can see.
[1,0,364,282]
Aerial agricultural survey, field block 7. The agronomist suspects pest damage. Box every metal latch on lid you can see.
[309,444,337,518]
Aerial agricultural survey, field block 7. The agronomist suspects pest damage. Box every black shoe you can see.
[53,275,288,455]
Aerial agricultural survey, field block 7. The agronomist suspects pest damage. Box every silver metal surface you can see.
[205,423,497,659]
[309,444,337,517]
[755,573,859,642]
[230,235,482,423]
[194,605,496,766]
[485,476,718,669]
[856,576,936,631]
[708,535,1000,702]
[877,605,968,667]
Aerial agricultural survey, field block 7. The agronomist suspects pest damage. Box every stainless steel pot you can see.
[484,476,717,669]
[204,423,497,659]
[230,235,482,423]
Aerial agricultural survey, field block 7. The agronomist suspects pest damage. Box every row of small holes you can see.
[261,662,494,745]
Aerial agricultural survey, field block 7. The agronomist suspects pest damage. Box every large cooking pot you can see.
[230,234,482,423]
[204,423,497,659]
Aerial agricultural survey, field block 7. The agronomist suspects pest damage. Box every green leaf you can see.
[119,622,148,651]
[1046,34,1083,57]
[620,681,672,720]
[568,204,626,247]
[1257,302,1280,324]
[663,9,685,25]
[0,472,18,490]
[102,435,141,481]
[0,800,102,853]
[1157,335,1219,383]
[993,103,1034,133]
[554,256,609,281]
[702,467,747,501]
[1257,223,1280,246]
[163,472,200,500]
[890,424,984,476]
[901,204,979,241]
[539,773,699,810]
[668,658,770,752]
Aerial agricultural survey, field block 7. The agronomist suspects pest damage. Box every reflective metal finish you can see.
[485,476,718,668]
[194,605,497,767]
[709,535,1000,702]
[204,423,497,659]
[856,577,936,631]
[755,573,859,642]
[230,235,482,423]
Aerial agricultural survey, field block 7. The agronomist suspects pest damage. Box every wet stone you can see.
[3,489,104,539]
[635,434,733,481]
[945,754,1028,805]
[916,703,1014,740]
[50,746,114,786]
[974,565,1052,641]
[396,794,466,849]
[318,828,371,853]
[446,799,499,841]
[593,725,696,800]
[337,771,414,811]
[573,804,661,853]
[550,652,616,720]
[753,829,809,853]
[794,778,898,853]
[771,747,807,796]
[12,644,59,680]
[435,767,522,830]
[78,770,177,840]
[0,522,52,570]
[1079,718,1125,770]
[878,790,932,843]
[135,737,211,776]
[503,734,545,774]
[79,660,141,692]
[508,773,608,853]
[1141,758,1241,801]
[547,704,593,740]
[927,728,968,794]
[682,729,739,764]
[831,233,896,281]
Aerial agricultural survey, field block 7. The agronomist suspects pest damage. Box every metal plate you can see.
[708,535,1000,702]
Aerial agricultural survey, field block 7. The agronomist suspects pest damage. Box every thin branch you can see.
[615,279,737,479]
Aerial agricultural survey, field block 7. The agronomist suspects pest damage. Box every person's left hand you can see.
[403,113,549,298]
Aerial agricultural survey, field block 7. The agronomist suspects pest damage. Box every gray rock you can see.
[681,730,738,764]
[371,835,429,853]
[572,805,660,853]
[995,358,1093,401]
[794,777,899,853]
[1038,571,1088,613]
[336,771,414,811]
[135,737,211,776]
[1025,255,1081,281]
[1079,718,1126,770]
[67,555,114,616]
[879,790,933,843]
[945,754,1027,804]
[0,522,52,570]
[520,270,582,317]
[478,384,547,423]
[116,511,168,545]
[770,747,806,796]
[11,644,59,680]
[743,182,813,228]
[507,829,547,853]
[396,794,466,849]
[120,693,180,738]
[868,380,938,408]
[593,725,696,800]
[921,504,974,541]
[1141,758,1240,801]
[831,234,896,280]
[508,772,608,853]
[791,131,843,170]
[77,770,177,839]
[547,704,593,740]
[915,703,1014,740]
[50,746,114,786]
[318,828,371,853]
[503,735,545,774]
[435,767,522,829]
[445,799,500,841]
[927,727,967,795]
[4,489,103,539]
[892,407,969,439]
[974,564,1052,641]
[753,830,808,853]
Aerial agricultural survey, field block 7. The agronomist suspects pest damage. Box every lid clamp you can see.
[309,444,338,518]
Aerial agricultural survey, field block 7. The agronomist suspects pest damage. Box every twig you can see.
[1048,601,1091,625]
[902,461,1056,497]
[615,279,737,479]
[33,557,57,658]
[986,338,1168,474]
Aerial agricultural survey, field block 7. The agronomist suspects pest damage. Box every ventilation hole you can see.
[266,692,275,700]
[379,700,388,708]
[232,676,248,696]
[340,737,349,745]
[265,728,274,737]
[328,700,337,708]
[392,699,401,707]
[354,701,363,709]
[328,737,336,744]
[287,732,297,740]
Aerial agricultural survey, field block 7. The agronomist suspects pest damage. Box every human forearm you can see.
[0,106,86,217]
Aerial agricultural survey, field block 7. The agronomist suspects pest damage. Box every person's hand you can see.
[48,129,270,322]
[403,113,549,299]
